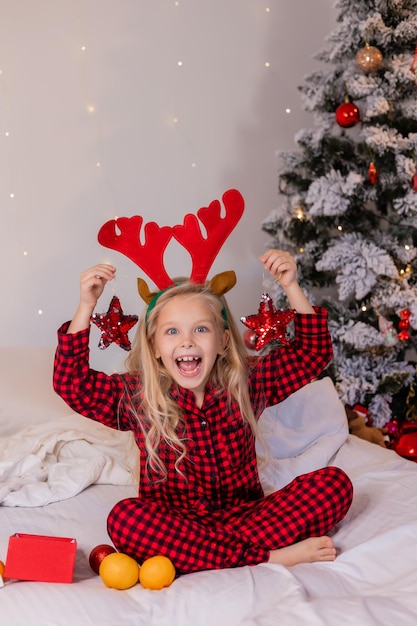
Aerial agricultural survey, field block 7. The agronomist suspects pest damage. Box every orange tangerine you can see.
[0,560,5,578]
[99,552,139,590]
[139,555,176,590]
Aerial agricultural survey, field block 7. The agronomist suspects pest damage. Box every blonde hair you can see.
[124,280,258,481]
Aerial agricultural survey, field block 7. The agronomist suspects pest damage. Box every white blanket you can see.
[0,414,139,507]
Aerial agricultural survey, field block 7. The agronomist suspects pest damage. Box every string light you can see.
[398,266,412,279]
[0,1,283,342]
[171,114,197,167]
[75,24,124,215]
[294,206,305,220]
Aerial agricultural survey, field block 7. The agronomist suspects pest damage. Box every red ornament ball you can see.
[384,419,399,436]
[395,432,417,460]
[89,544,117,575]
[368,162,377,184]
[243,329,257,350]
[390,423,417,462]
[335,102,360,128]
[398,319,410,331]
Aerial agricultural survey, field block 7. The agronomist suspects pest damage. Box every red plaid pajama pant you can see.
[107,465,352,575]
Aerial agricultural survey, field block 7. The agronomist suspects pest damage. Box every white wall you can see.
[0,0,335,372]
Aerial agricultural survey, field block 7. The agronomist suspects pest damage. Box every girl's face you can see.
[152,294,229,407]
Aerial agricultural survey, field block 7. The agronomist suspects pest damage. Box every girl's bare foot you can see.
[268,536,336,567]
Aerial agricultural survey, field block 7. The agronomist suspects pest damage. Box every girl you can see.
[53,249,352,575]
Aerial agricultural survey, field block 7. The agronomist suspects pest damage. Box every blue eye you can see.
[167,328,178,335]
[196,326,208,333]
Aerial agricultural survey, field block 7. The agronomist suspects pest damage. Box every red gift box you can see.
[4,533,77,583]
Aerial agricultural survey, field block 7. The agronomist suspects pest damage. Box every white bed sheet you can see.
[1,435,417,626]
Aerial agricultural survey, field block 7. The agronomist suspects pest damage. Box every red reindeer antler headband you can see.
[97,189,244,304]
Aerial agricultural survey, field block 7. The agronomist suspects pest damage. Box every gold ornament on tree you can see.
[406,375,417,422]
[356,43,383,73]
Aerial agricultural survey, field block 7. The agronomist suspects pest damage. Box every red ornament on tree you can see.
[335,100,360,128]
[411,172,417,192]
[397,308,411,341]
[368,162,377,184]
[91,295,138,351]
[240,293,295,351]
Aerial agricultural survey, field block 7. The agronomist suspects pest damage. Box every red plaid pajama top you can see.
[53,307,353,574]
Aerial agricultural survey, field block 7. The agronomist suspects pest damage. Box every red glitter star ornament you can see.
[240,293,295,351]
[91,296,138,351]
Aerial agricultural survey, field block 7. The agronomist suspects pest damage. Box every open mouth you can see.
[176,356,202,376]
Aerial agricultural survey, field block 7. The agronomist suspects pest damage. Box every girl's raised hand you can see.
[259,249,314,313]
[79,264,116,309]
[66,264,117,334]
[259,250,297,288]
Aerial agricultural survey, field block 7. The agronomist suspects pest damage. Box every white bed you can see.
[1,346,417,626]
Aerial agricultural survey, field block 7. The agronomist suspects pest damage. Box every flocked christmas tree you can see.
[262,0,417,428]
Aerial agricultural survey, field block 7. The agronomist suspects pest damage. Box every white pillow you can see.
[257,377,348,493]
[0,346,73,437]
